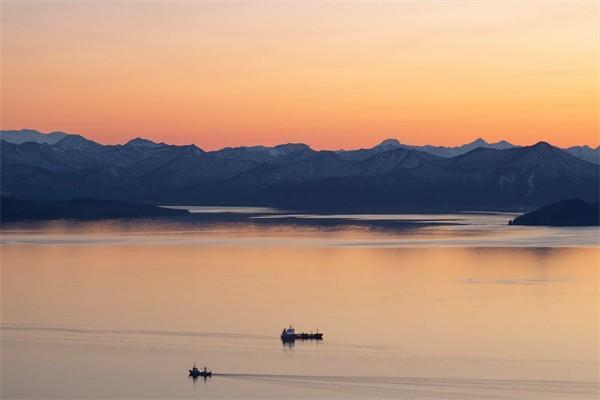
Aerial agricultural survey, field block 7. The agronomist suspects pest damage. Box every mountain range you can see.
[3,129,599,163]
[1,129,598,212]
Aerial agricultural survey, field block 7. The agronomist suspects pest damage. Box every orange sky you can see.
[1,1,598,149]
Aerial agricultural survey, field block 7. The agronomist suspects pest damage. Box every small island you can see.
[1,197,189,222]
[509,199,599,227]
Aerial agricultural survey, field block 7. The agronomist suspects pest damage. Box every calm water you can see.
[1,213,599,399]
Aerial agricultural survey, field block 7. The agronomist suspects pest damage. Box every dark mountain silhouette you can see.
[409,137,518,158]
[510,199,599,226]
[211,143,315,164]
[0,129,69,144]
[1,129,596,162]
[334,138,518,161]
[248,142,599,211]
[564,145,600,164]
[1,197,189,222]
[1,130,598,212]
[54,134,104,152]
[334,137,598,163]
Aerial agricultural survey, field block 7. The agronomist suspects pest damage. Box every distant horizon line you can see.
[1,128,599,151]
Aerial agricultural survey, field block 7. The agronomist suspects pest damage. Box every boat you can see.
[189,364,212,378]
[280,325,323,342]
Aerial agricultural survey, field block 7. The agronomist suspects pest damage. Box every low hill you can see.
[509,199,599,226]
[1,197,189,222]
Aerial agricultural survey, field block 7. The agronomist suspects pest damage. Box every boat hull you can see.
[281,333,323,341]
[189,370,212,377]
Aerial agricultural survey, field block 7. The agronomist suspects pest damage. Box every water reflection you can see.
[1,214,598,247]
[1,221,598,399]
[280,339,324,351]
[189,373,211,383]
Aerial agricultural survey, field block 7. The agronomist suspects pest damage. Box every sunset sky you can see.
[1,1,598,149]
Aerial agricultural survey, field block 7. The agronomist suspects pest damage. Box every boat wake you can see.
[215,373,598,399]
[0,324,273,341]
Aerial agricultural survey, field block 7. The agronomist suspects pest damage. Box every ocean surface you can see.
[1,210,599,399]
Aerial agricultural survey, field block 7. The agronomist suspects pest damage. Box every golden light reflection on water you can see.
[2,245,597,359]
[1,223,599,398]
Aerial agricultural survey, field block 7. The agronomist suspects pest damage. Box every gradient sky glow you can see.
[1,1,598,149]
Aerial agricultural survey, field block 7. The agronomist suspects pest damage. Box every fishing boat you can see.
[280,325,323,342]
[189,364,212,378]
